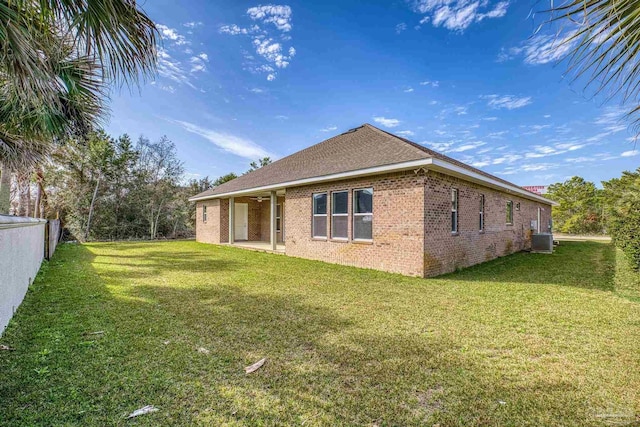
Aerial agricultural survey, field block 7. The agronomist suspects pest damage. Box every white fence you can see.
[0,215,47,335]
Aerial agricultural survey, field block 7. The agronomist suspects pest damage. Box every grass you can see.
[0,240,639,426]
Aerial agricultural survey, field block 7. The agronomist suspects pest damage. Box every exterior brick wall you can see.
[423,171,552,276]
[195,170,552,278]
[196,198,228,244]
[285,171,426,277]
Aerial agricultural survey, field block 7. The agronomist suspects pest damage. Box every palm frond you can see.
[545,0,640,132]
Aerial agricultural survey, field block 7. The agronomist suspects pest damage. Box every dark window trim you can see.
[451,188,459,234]
[312,192,328,239]
[331,190,349,240]
[352,187,374,241]
[479,194,485,233]
[506,200,514,225]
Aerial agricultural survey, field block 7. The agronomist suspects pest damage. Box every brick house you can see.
[190,124,556,277]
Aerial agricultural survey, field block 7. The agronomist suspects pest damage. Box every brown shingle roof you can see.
[191,123,538,199]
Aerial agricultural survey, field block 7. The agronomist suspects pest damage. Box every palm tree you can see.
[0,0,158,213]
[546,0,640,130]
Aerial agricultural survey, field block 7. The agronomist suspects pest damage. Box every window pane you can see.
[354,215,372,240]
[332,191,348,214]
[354,189,373,213]
[332,215,348,238]
[276,204,281,217]
[313,193,327,215]
[313,216,327,237]
[451,211,457,232]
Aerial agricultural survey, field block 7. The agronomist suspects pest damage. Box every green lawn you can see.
[1,240,639,426]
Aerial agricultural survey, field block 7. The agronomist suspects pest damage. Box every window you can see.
[312,193,327,238]
[276,204,282,232]
[331,191,348,239]
[353,188,373,240]
[479,194,485,232]
[202,205,207,223]
[506,200,513,225]
[451,188,459,233]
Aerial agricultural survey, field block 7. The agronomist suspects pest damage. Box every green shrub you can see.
[602,169,640,270]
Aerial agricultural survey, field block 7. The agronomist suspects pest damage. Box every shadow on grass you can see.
[442,241,618,292]
[0,242,620,426]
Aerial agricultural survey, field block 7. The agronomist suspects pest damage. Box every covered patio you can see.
[227,190,285,252]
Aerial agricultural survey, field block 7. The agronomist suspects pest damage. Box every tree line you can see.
[1,129,272,241]
[546,171,640,269]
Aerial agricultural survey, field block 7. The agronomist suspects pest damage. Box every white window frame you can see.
[276,203,282,232]
[202,205,207,223]
[506,200,514,225]
[352,188,373,241]
[479,194,484,233]
[312,192,328,238]
[451,188,459,234]
[331,190,349,240]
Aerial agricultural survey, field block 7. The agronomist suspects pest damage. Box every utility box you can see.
[531,233,554,254]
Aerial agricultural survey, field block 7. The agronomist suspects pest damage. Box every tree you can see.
[545,0,640,131]
[546,176,605,234]
[246,157,272,173]
[602,168,640,268]
[213,173,239,186]
[132,136,184,240]
[0,0,158,214]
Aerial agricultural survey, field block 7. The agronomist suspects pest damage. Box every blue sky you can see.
[105,0,640,186]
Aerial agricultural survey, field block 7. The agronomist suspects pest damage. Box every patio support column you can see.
[270,191,277,251]
[228,197,235,244]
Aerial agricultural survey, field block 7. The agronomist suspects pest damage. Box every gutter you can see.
[189,158,558,206]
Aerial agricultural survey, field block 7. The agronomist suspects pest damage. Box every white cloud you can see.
[412,0,510,32]
[482,94,532,110]
[172,120,273,159]
[396,23,407,34]
[498,31,578,65]
[452,141,486,152]
[156,24,188,45]
[252,38,295,69]
[396,130,415,137]
[220,6,296,81]
[492,154,522,165]
[249,87,265,93]
[621,150,639,157]
[482,116,498,121]
[247,5,293,31]
[157,48,197,90]
[404,87,414,93]
[487,130,508,138]
[320,125,338,132]
[424,140,485,153]
[189,52,209,73]
[373,117,400,128]
[595,106,628,132]
[183,21,203,29]
[219,24,261,35]
[419,80,439,87]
